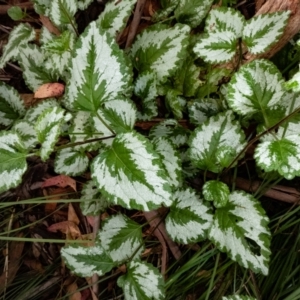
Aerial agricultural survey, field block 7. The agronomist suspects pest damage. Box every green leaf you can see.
[131,23,190,83]
[0,82,26,126]
[99,214,144,263]
[188,111,246,173]
[7,6,26,21]
[243,11,290,55]
[61,243,115,277]
[12,120,37,151]
[223,296,256,300]
[97,0,137,37]
[63,21,132,112]
[91,131,173,211]
[165,188,213,244]
[0,132,27,193]
[209,191,271,275]
[77,0,93,10]
[0,23,35,69]
[202,180,230,208]
[31,0,51,15]
[285,70,300,93]
[118,260,165,300]
[35,106,65,161]
[165,89,185,119]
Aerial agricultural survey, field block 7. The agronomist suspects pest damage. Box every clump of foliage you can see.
[0,0,299,299]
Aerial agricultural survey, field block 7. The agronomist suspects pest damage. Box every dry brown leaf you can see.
[39,15,61,35]
[34,83,65,98]
[47,221,81,239]
[66,281,81,300]
[68,203,80,225]
[23,258,44,273]
[42,175,77,191]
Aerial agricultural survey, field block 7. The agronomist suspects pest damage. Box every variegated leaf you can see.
[227,60,285,120]
[99,214,144,263]
[223,296,256,300]
[0,132,27,193]
[174,0,213,28]
[188,111,246,173]
[0,82,25,126]
[31,0,51,15]
[152,137,181,188]
[12,120,37,150]
[131,24,190,83]
[35,106,65,161]
[134,72,158,121]
[202,180,230,208]
[243,11,290,55]
[165,89,185,119]
[209,191,271,275]
[80,180,109,216]
[117,260,165,300]
[285,70,300,93]
[54,148,89,176]
[61,243,115,277]
[97,0,137,37]
[165,188,213,244]
[63,21,132,111]
[77,0,93,10]
[91,131,172,211]
[0,23,35,68]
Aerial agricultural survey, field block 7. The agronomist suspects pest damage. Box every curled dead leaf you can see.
[34,83,65,99]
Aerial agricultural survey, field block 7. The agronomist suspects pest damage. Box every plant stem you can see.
[205,252,220,300]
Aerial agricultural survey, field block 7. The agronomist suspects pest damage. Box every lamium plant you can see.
[0,0,299,299]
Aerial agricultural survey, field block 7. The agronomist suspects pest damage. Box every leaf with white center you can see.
[223,296,256,300]
[189,111,246,173]
[227,59,285,119]
[0,23,35,69]
[174,0,213,28]
[193,30,238,64]
[165,89,185,119]
[152,137,181,188]
[209,190,271,275]
[12,120,37,150]
[97,0,137,37]
[165,188,213,244]
[202,180,230,208]
[254,137,300,180]
[99,214,144,263]
[40,26,54,45]
[118,260,165,300]
[49,0,78,32]
[134,72,158,121]
[131,24,190,83]
[54,148,89,176]
[61,243,115,277]
[243,11,290,55]
[188,98,219,125]
[35,106,65,161]
[91,131,172,211]
[63,21,132,111]
[205,7,245,37]
[18,44,56,91]
[31,0,51,15]
[0,82,26,126]
[0,132,27,193]
[80,180,110,216]
[149,119,190,147]
[77,0,93,10]
[285,70,300,93]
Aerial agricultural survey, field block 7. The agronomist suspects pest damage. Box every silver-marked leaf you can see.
[0,132,27,193]
[12,120,37,150]
[202,180,230,208]
[285,70,300,93]
[80,180,110,216]
[97,0,137,37]
[63,21,132,111]
[91,131,172,211]
[54,148,89,176]
[49,0,78,32]
[118,260,165,300]
[193,30,238,64]
[131,23,190,83]
[254,137,300,180]
[209,191,271,275]
[223,296,256,300]
[152,137,181,188]
[227,60,285,118]
[31,0,51,15]
[61,243,115,277]
[134,72,158,121]
[99,214,144,263]
[0,23,35,68]
[165,89,185,119]
[243,11,290,55]
[0,82,25,126]
[206,7,245,37]
[165,187,213,244]
[77,0,93,10]
[35,106,65,161]
[189,111,246,173]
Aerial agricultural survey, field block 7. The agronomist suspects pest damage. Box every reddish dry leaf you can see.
[34,83,65,98]
[86,215,95,227]
[68,203,80,225]
[39,15,61,35]
[47,221,81,239]
[66,281,81,300]
[42,175,77,191]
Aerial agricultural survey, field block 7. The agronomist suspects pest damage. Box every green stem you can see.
[96,111,116,135]
[205,252,220,300]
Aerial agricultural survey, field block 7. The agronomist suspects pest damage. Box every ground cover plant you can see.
[0,0,300,299]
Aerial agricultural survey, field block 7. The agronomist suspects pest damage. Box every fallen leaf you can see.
[48,221,81,239]
[66,281,81,300]
[68,203,80,225]
[34,83,65,98]
[42,175,77,191]
[39,15,60,36]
